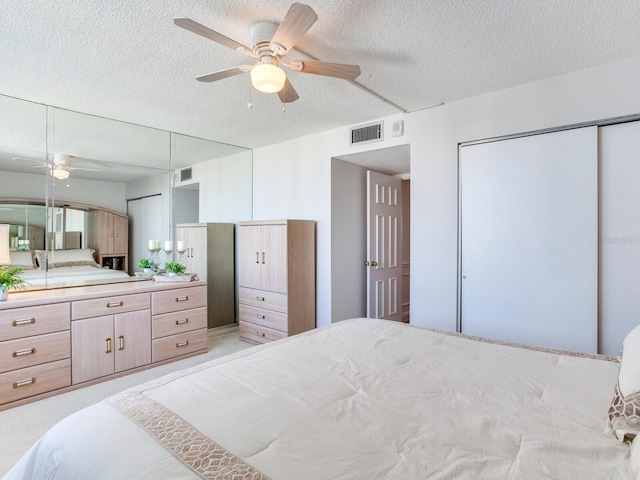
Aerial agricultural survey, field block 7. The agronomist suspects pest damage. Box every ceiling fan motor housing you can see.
[250,21,279,51]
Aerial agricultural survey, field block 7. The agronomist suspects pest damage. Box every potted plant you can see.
[138,258,155,273]
[164,261,186,276]
[0,266,27,301]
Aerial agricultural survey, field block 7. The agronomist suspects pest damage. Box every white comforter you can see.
[20,265,130,286]
[3,318,633,479]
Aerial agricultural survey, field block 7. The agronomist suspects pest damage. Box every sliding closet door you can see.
[600,120,640,355]
[459,127,598,353]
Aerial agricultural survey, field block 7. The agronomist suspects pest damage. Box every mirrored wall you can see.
[0,94,252,290]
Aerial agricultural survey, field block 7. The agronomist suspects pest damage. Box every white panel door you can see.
[367,171,402,321]
[600,120,640,355]
[460,127,598,353]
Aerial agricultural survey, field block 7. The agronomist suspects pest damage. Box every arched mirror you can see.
[0,94,252,290]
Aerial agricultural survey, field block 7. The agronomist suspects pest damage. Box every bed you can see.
[3,318,638,479]
[6,249,130,287]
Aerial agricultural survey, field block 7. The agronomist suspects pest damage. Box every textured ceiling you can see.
[2,0,640,155]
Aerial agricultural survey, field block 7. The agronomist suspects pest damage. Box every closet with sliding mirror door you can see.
[0,93,252,300]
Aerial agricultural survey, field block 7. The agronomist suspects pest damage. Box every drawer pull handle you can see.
[256,331,266,337]
[255,251,259,264]
[256,296,265,301]
[176,318,189,325]
[175,296,189,302]
[13,378,35,388]
[105,338,112,354]
[12,318,36,326]
[107,301,123,308]
[176,340,189,347]
[118,335,125,351]
[13,348,36,357]
[262,252,266,264]
[257,314,265,319]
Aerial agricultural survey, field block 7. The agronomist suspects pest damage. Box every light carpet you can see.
[0,330,250,476]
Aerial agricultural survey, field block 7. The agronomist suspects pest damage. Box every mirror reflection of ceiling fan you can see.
[174,2,361,103]
[13,153,101,180]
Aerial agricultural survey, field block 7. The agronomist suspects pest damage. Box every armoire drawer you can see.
[0,303,70,341]
[239,321,287,345]
[152,328,207,363]
[0,358,71,405]
[152,307,207,339]
[151,286,206,315]
[0,331,70,373]
[239,304,287,333]
[72,293,150,320]
[239,287,288,313]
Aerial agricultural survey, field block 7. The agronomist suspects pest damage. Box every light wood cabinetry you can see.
[71,295,152,384]
[176,223,235,328]
[238,220,315,344]
[0,303,71,406]
[88,210,129,271]
[0,281,208,410]
[151,285,207,362]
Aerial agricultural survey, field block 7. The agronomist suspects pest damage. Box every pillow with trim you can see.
[606,324,640,442]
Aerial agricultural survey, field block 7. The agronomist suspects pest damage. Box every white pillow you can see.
[8,251,35,270]
[606,324,640,441]
[48,248,98,268]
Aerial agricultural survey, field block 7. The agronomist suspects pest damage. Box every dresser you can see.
[238,220,315,344]
[0,280,208,410]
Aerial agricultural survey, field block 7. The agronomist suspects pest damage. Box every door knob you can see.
[364,260,378,267]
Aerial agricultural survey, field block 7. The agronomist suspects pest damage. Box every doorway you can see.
[330,144,410,323]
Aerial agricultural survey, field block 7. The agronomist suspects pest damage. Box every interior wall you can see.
[410,54,640,333]
[330,158,367,322]
[181,150,253,224]
[251,54,640,334]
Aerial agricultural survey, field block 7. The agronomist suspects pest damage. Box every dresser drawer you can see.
[0,358,71,405]
[152,307,207,339]
[239,321,287,345]
[72,293,150,320]
[152,328,207,363]
[0,303,70,341]
[239,287,288,313]
[239,304,287,333]
[151,286,206,315]
[0,331,70,374]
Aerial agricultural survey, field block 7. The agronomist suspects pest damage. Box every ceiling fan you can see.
[174,3,361,103]
[13,153,101,180]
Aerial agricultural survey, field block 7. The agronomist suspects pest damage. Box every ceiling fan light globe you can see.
[250,64,286,93]
[51,168,70,180]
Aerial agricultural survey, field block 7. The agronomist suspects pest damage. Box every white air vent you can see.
[350,121,384,146]
[180,167,192,182]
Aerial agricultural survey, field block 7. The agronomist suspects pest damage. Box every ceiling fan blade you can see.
[290,59,361,80]
[277,77,299,103]
[270,3,318,56]
[174,18,252,54]
[196,65,252,82]
[68,166,101,172]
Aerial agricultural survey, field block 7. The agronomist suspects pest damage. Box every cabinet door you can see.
[188,227,208,279]
[238,225,262,289]
[114,310,151,372]
[262,225,288,293]
[96,210,114,253]
[112,214,129,254]
[71,315,114,384]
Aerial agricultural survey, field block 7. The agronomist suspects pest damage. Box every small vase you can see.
[143,268,153,274]
[167,272,178,276]
[0,286,8,301]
